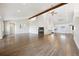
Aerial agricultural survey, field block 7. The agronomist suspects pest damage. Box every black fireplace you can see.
[38,27,44,35]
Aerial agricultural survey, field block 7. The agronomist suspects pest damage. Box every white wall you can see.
[54,24,73,33]
[73,4,79,49]
[29,4,74,34]
[0,21,4,39]
[15,20,29,34]
[29,13,54,34]
[5,20,29,35]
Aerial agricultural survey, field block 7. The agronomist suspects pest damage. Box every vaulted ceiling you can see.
[0,3,57,20]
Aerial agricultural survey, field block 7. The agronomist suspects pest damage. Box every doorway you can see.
[9,23,15,35]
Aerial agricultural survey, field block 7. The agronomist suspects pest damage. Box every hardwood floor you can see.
[0,33,78,56]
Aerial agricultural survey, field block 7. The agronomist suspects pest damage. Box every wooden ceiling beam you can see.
[28,3,67,19]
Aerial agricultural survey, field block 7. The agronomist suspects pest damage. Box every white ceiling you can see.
[0,3,57,20]
[50,3,74,24]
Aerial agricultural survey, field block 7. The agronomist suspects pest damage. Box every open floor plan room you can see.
[0,3,79,56]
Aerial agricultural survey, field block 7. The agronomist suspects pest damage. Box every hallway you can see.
[0,33,78,56]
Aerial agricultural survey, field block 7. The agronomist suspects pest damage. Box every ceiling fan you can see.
[51,11,57,16]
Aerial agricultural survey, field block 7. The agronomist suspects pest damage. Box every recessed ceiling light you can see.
[17,10,21,13]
